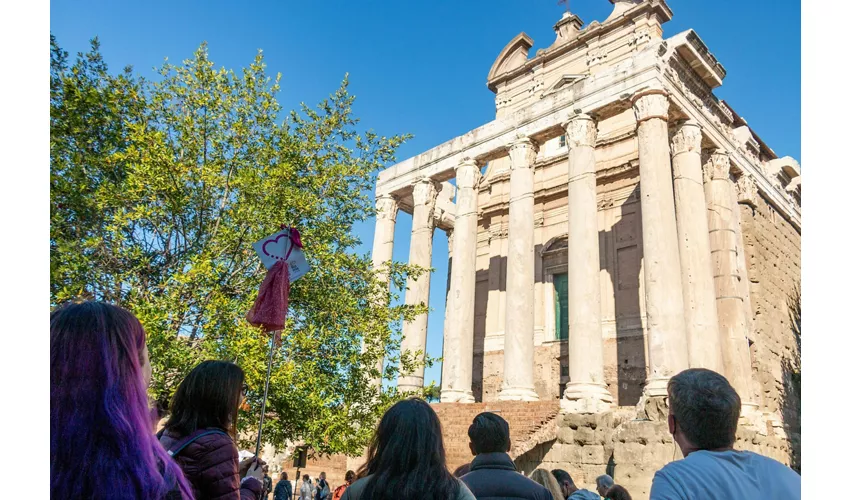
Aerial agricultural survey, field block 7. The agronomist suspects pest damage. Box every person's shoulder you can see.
[340,476,371,500]
[570,489,600,500]
[454,478,477,500]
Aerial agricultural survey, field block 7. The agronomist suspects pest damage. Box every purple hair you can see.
[51,301,194,499]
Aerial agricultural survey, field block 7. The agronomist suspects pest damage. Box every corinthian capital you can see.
[508,137,539,170]
[455,158,482,190]
[632,90,669,123]
[412,177,441,207]
[670,120,702,157]
[702,150,731,182]
[564,114,598,148]
[375,194,399,221]
[736,172,758,207]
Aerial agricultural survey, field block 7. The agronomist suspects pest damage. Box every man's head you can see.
[303,474,310,482]
[320,471,326,480]
[552,469,577,497]
[280,471,288,481]
[345,470,355,484]
[667,368,741,456]
[262,464,269,473]
[595,474,614,496]
[468,412,511,455]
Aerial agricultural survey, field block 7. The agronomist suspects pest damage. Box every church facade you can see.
[364,0,800,496]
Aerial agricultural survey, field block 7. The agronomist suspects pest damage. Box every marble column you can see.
[499,137,540,401]
[561,114,613,413]
[398,178,440,393]
[441,159,482,403]
[670,121,724,373]
[368,194,399,389]
[632,91,690,398]
[703,151,757,410]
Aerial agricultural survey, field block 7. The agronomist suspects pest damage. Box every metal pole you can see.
[254,331,277,459]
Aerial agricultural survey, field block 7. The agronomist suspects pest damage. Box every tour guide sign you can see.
[246,226,310,459]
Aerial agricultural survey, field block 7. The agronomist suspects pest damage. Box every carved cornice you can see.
[632,90,669,123]
[665,54,733,134]
[375,194,399,222]
[564,114,598,148]
[736,173,758,207]
[670,120,702,157]
[703,150,731,182]
[508,137,539,170]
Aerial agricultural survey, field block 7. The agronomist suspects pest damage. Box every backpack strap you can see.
[163,429,229,458]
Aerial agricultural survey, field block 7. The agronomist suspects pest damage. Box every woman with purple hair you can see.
[51,301,194,499]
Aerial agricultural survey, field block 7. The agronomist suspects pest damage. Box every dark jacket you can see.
[159,428,263,500]
[274,480,293,500]
[461,452,555,500]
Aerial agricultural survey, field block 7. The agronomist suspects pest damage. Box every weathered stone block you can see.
[575,426,595,446]
[582,445,606,465]
[557,426,575,444]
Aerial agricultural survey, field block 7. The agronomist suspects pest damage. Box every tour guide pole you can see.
[254,331,277,458]
[246,225,307,463]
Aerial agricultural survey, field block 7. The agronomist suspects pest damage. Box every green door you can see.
[554,273,569,341]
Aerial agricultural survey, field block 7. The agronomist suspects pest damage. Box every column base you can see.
[560,382,614,414]
[643,376,671,398]
[498,386,539,402]
[440,389,475,403]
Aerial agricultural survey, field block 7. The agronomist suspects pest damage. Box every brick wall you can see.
[432,400,562,471]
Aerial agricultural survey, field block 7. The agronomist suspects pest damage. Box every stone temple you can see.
[279,1,802,497]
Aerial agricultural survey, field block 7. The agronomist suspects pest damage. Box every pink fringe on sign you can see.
[247,259,290,341]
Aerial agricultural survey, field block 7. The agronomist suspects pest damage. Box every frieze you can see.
[586,47,608,68]
[666,54,733,131]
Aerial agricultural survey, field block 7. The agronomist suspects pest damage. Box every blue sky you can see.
[51,0,801,387]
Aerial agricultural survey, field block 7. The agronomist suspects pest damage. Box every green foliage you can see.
[50,36,431,456]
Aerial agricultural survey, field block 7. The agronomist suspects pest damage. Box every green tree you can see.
[50,36,433,456]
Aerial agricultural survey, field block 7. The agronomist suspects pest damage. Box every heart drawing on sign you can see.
[261,233,291,262]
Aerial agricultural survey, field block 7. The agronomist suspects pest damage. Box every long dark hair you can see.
[165,360,245,437]
[358,398,460,500]
[50,301,193,499]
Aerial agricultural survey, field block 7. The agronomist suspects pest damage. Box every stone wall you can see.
[513,406,795,500]
[741,192,802,469]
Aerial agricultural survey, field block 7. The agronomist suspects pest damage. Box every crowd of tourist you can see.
[51,300,801,499]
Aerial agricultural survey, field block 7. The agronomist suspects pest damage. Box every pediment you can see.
[488,33,534,84]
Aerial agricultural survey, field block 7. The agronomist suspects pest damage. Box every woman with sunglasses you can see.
[159,360,265,499]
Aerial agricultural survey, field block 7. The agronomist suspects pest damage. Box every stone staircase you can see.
[432,400,562,471]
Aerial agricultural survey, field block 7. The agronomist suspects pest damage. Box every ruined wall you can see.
[741,192,802,469]
[514,408,794,500]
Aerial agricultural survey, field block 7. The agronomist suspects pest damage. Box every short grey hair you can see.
[668,368,741,450]
[596,474,614,489]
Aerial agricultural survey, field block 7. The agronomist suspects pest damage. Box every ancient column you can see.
[499,137,540,401]
[703,151,757,412]
[398,178,440,393]
[441,159,481,403]
[561,114,613,413]
[368,194,399,389]
[734,173,765,419]
[670,121,724,373]
[632,91,690,398]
